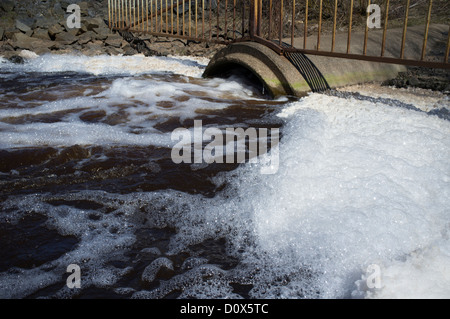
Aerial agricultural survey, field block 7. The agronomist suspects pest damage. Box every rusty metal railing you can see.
[108,0,450,69]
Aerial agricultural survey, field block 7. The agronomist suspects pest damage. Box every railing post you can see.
[249,0,260,38]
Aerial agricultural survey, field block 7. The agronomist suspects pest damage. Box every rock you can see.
[78,2,89,15]
[12,32,54,53]
[48,23,64,39]
[32,28,51,41]
[55,31,78,45]
[15,19,32,33]
[0,0,14,12]
[8,55,25,64]
[408,77,420,86]
[52,2,65,16]
[105,46,123,56]
[122,44,137,56]
[4,30,17,40]
[66,28,81,37]
[79,24,89,34]
[34,16,55,29]
[77,31,95,45]
[105,35,123,48]
[0,28,4,41]
[12,33,34,50]
[81,42,105,56]
[93,27,110,41]
[84,17,105,31]
[60,0,74,10]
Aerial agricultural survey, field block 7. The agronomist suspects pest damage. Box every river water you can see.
[0,53,449,299]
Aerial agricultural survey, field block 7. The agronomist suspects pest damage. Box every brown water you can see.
[0,54,287,299]
[1,54,449,300]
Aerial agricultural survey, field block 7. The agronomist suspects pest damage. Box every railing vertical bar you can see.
[233,0,236,40]
[140,0,143,31]
[363,0,371,55]
[142,0,145,31]
[279,0,283,46]
[252,0,257,37]
[165,0,168,33]
[421,0,433,61]
[317,0,322,50]
[400,0,410,59]
[146,0,149,31]
[304,0,308,49]
[225,0,228,39]
[445,25,450,63]
[210,0,212,40]
[291,0,295,48]
[160,0,163,33]
[140,0,143,30]
[381,0,390,56]
[156,0,158,32]
[126,0,128,28]
[203,0,205,39]
[331,0,337,52]
[115,0,117,28]
[133,0,136,29]
[176,0,180,34]
[189,0,192,36]
[195,0,198,38]
[108,0,111,28]
[112,0,115,28]
[241,0,245,37]
[216,0,219,40]
[182,0,185,35]
[347,0,353,54]
[131,0,134,30]
[121,0,124,28]
[258,0,262,36]
[268,0,272,39]
[136,0,139,30]
[123,0,126,28]
[171,0,174,34]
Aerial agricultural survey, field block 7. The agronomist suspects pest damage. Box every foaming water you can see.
[0,54,449,299]
[0,53,209,77]
[0,54,267,149]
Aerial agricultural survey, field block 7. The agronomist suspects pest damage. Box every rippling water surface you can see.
[0,54,449,299]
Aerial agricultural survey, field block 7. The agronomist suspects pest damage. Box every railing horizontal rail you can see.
[108,0,450,69]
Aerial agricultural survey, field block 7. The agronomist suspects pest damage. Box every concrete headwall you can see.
[203,41,406,98]
[203,24,450,98]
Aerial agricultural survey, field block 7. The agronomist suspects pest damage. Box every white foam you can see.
[0,54,262,149]
[1,58,449,299]
[242,93,450,298]
[144,91,450,299]
[0,121,173,148]
[0,191,138,298]
[0,53,208,77]
[354,236,450,299]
